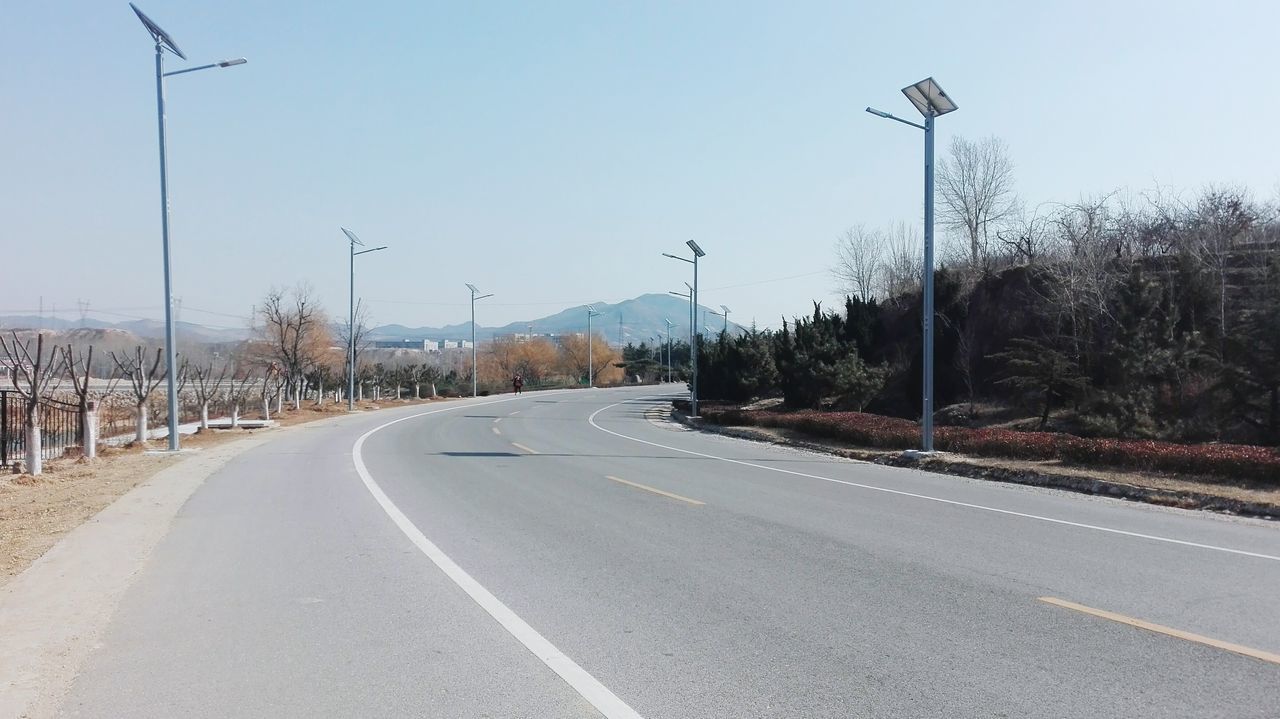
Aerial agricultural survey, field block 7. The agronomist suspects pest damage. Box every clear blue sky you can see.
[3,0,1278,332]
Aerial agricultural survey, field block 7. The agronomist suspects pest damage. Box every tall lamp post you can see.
[669,287,693,385]
[867,77,958,453]
[131,3,246,451]
[586,305,602,387]
[663,318,674,383]
[466,284,493,397]
[341,228,386,411]
[663,241,706,417]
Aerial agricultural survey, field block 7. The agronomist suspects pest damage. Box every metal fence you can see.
[0,390,84,465]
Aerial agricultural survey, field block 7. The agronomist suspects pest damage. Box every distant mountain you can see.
[0,315,249,343]
[368,293,745,346]
[0,293,742,348]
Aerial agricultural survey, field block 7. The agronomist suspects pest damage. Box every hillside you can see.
[368,293,744,345]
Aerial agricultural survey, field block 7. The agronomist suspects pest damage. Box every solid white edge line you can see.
[587,397,1280,564]
[353,394,643,719]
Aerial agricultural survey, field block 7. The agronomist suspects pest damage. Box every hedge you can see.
[692,406,1280,484]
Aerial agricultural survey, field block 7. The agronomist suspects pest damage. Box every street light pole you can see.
[466,284,493,397]
[867,77,957,453]
[922,111,937,452]
[663,241,705,417]
[131,3,245,451]
[586,305,602,387]
[664,318,673,383]
[153,38,178,451]
[342,228,386,411]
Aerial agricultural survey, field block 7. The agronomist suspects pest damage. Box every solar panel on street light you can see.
[341,227,364,246]
[686,240,706,258]
[130,3,187,60]
[901,77,957,118]
[218,58,248,67]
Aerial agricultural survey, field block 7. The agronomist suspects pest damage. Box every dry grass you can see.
[0,396,446,589]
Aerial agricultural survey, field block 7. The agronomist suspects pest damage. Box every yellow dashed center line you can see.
[1038,597,1280,666]
[606,476,704,506]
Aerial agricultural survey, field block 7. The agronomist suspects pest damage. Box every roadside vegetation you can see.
[690,137,1280,483]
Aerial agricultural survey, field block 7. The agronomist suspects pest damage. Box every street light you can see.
[342,228,387,411]
[720,305,731,334]
[663,318,674,383]
[866,77,957,453]
[131,3,246,451]
[663,240,706,417]
[466,284,494,397]
[586,305,602,387]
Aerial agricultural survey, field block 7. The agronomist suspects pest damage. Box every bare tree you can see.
[111,346,167,444]
[832,225,884,301]
[224,363,258,428]
[190,359,230,430]
[0,332,64,474]
[61,343,98,452]
[337,298,372,398]
[937,135,1018,266]
[260,285,331,411]
[882,222,924,302]
[996,203,1056,266]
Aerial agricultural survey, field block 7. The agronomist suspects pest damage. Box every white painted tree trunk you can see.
[135,403,149,443]
[358,384,364,401]
[231,403,240,428]
[374,385,381,401]
[276,392,283,414]
[83,403,98,460]
[262,397,271,421]
[294,379,302,411]
[317,377,325,407]
[200,402,210,430]
[396,385,402,400]
[414,383,421,400]
[430,382,437,398]
[26,424,42,476]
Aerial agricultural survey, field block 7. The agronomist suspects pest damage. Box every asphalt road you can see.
[58,386,1280,717]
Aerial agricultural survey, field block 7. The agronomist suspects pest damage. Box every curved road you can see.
[59,386,1280,717]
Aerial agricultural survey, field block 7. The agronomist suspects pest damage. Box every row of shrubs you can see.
[689,405,1280,484]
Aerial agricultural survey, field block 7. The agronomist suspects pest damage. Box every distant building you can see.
[493,332,551,344]
[372,339,438,352]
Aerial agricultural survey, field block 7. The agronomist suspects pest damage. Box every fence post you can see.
[84,400,98,460]
[1,391,8,466]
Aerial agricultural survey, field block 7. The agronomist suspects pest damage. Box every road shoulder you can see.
[0,403,431,719]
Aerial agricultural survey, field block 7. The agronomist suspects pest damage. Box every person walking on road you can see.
[512,374,524,394]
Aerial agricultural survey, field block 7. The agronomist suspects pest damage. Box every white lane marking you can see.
[353,395,643,719]
[511,442,540,455]
[494,417,503,424]
[492,426,502,436]
[509,410,521,416]
[587,398,1280,564]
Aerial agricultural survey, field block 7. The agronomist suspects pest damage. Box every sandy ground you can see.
[0,397,445,589]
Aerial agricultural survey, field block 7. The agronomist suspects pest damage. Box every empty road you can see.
[58,386,1280,717]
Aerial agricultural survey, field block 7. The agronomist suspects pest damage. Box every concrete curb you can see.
[673,410,1280,522]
